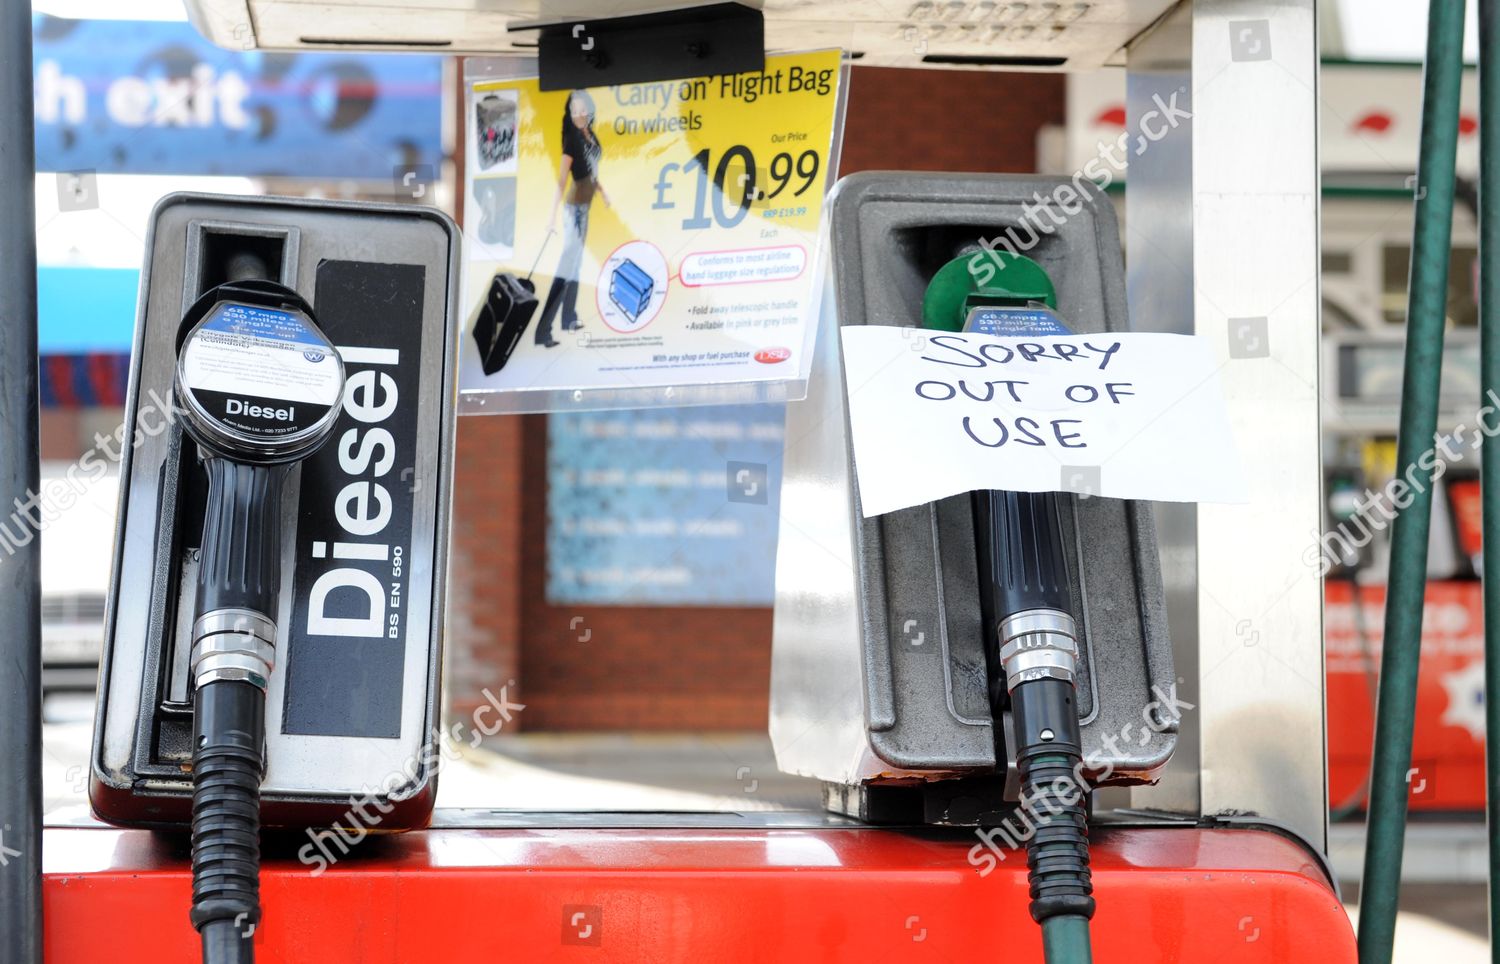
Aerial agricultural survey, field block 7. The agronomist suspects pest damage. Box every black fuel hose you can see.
[191,679,262,964]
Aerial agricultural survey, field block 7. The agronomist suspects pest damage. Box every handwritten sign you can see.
[840,325,1247,517]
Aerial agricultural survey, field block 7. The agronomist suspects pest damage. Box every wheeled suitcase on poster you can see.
[473,272,537,375]
[472,230,552,375]
[609,258,654,322]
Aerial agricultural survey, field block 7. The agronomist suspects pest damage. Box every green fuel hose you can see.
[1042,914,1093,964]
[1356,2,1466,961]
[1477,0,1500,953]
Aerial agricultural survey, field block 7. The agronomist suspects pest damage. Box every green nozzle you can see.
[921,249,1056,331]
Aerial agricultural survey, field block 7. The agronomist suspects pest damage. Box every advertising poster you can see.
[460,50,845,412]
[546,404,785,606]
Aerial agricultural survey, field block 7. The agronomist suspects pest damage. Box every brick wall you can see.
[840,66,1062,173]
[446,413,529,721]
[444,65,1065,730]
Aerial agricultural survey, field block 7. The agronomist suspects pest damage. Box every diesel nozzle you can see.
[924,247,1095,964]
[175,275,345,963]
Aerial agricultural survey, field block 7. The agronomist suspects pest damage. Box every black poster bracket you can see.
[512,2,765,91]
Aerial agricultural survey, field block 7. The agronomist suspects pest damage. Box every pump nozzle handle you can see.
[174,280,344,964]
[980,489,1072,615]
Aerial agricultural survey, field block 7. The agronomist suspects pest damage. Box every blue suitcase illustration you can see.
[609,258,654,322]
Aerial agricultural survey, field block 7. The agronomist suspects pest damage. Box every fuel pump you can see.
[174,275,345,961]
[771,172,1174,960]
[922,249,1094,963]
[89,193,460,961]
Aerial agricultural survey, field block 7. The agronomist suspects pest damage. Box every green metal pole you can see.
[1357,2,1466,962]
[1478,1,1500,958]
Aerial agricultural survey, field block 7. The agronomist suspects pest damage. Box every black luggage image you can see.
[472,230,552,376]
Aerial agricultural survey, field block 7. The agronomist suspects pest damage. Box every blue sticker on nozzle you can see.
[964,305,1073,337]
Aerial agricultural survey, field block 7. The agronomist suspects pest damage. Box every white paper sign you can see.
[840,326,1247,517]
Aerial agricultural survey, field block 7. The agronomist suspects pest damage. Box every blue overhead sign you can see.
[32,16,444,179]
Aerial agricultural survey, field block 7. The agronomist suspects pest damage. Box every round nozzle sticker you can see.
[177,301,345,456]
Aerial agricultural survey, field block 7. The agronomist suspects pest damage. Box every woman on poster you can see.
[535,89,611,348]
